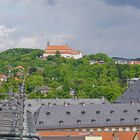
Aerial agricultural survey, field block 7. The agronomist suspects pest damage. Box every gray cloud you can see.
[102,0,140,9]
[0,0,140,58]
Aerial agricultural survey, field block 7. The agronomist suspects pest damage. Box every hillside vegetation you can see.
[0,48,140,101]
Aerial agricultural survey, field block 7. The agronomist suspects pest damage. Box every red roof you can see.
[38,131,89,136]
[45,51,80,55]
[46,45,72,50]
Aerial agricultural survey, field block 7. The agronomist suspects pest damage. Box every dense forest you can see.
[0,48,140,102]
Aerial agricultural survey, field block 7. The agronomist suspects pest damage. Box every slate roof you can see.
[116,80,140,103]
[34,103,140,130]
[25,98,109,113]
[0,100,36,135]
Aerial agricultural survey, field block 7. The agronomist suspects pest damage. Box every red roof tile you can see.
[46,45,72,50]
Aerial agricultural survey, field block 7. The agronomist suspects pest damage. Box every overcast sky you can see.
[0,0,140,58]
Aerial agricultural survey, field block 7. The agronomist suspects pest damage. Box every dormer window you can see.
[41,103,45,106]
[39,121,44,126]
[91,119,96,123]
[66,111,70,115]
[110,110,115,114]
[120,118,125,123]
[46,112,50,115]
[134,118,139,122]
[81,111,86,115]
[106,119,110,123]
[28,104,32,107]
[96,111,100,114]
[59,120,64,125]
[80,102,85,106]
[123,110,128,114]
[77,120,81,124]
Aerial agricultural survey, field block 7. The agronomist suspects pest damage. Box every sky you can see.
[0,0,140,58]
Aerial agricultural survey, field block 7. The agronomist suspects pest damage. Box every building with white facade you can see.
[43,43,82,59]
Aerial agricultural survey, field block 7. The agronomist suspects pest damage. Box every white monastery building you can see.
[43,42,83,59]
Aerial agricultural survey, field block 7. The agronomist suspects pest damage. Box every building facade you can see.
[43,43,82,59]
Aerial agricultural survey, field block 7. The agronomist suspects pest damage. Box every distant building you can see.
[43,42,83,59]
[0,74,7,82]
[129,61,140,65]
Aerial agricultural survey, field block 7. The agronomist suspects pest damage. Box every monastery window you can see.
[39,121,44,126]
[66,111,70,115]
[96,111,100,114]
[81,111,86,115]
[59,120,64,125]
[77,120,81,124]
[46,112,50,115]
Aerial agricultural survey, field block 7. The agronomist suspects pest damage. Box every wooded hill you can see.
[0,48,140,102]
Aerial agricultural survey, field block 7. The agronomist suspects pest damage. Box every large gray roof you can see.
[116,80,140,103]
[34,103,140,130]
[25,98,109,113]
[0,100,36,135]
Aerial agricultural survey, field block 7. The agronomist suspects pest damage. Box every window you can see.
[59,120,63,125]
[39,121,44,125]
[41,103,45,106]
[46,112,50,115]
[134,118,139,122]
[77,120,81,124]
[110,110,115,114]
[106,119,110,123]
[53,103,56,105]
[123,110,128,113]
[81,111,86,115]
[120,118,125,123]
[91,119,96,123]
[80,102,85,106]
[137,110,140,113]
[28,104,32,107]
[66,111,70,115]
[96,111,100,114]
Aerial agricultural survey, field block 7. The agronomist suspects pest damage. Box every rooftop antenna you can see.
[47,41,50,47]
